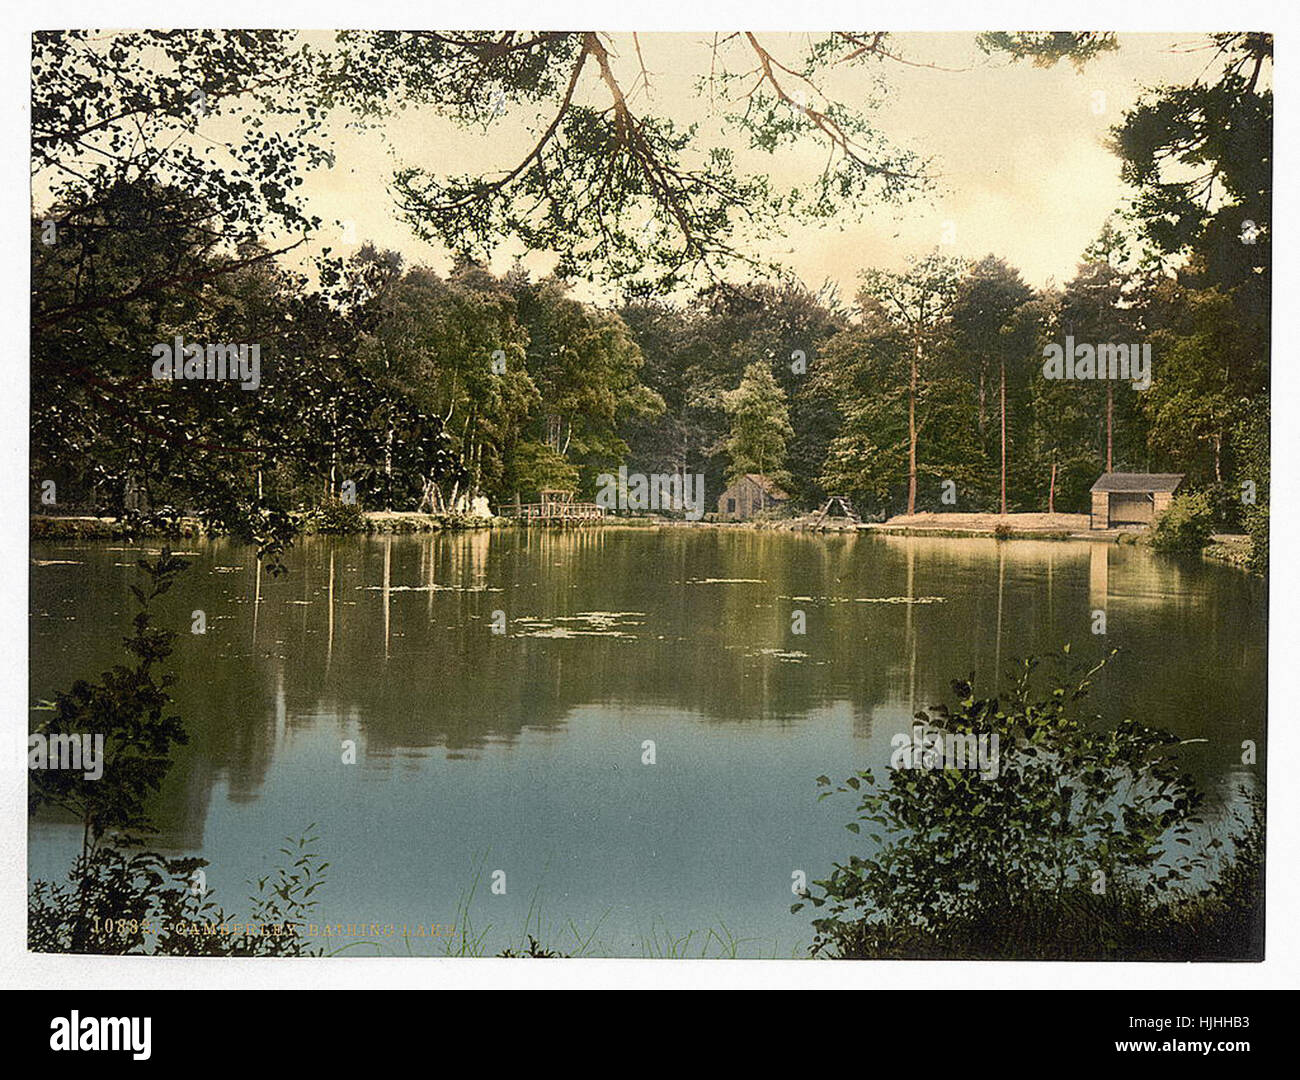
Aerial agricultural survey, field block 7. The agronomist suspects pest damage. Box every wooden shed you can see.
[717,473,789,521]
[1089,472,1183,530]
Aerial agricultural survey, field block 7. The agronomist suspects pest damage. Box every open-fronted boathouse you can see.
[1089,472,1183,530]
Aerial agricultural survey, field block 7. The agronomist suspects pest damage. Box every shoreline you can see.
[29,513,1259,571]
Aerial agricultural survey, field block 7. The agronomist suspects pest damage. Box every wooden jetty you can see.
[501,488,606,523]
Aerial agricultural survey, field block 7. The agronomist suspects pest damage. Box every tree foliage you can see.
[721,362,793,486]
[797,651,1220,959]
[29,29,1269,570]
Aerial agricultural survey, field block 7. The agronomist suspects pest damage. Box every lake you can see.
[29,527,1267,957]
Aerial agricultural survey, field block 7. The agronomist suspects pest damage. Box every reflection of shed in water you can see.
[1089,543,1109,609]
[1089,536,1197,611]
[1089,473,1183,529]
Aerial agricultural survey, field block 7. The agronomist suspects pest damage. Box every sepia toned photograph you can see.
[23,20,1271,978]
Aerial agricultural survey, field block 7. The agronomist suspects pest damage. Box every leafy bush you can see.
[1200,482,1243,532]
[1242,503,1268,576]
[29,550,190,847]
[28,553,328,956]
[1148,491,1215,554]
[28,831,328,956]
[310,497,366,534]
[1233,404,1269,575]
[794,650,1250,960]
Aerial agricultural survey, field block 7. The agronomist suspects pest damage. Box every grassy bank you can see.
[30,515,204,541]
[356,511,496,533]
[29,511,497,540]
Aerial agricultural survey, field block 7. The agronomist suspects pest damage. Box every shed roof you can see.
[1090,472,1183,494]
[740,473,789,499]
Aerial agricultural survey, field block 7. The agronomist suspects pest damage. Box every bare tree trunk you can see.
[1106,383,1114,473]
[444,372,458,423]
[978,367,987,441]
[329,401,338,499]
[383,348,394,509]
[908,335,919,516]
[1049,459,1057,515]
[1000,359,1007,516]
[384,418,393,511]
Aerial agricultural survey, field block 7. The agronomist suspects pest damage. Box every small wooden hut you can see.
[716,474,789,521]
[1089,473,1183,529]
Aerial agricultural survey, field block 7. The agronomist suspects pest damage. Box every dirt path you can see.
[877,511,1090,533]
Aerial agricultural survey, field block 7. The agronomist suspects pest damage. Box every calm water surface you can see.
[29,528,1267,956]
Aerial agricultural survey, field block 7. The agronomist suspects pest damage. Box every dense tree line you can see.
[30,30,1269,564]
[33,225,1268,520]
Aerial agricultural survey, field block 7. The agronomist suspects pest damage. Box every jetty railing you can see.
[500,501,607,521]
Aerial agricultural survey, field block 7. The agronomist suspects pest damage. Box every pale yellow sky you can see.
[36,31,1236,301]
[291,31,1224,300]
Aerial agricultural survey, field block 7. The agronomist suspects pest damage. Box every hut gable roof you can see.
[1090,472,1184,494]
[739,473,789,499]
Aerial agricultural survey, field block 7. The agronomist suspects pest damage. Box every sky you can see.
[46,31,1233,305]
[289,31,1225,303]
